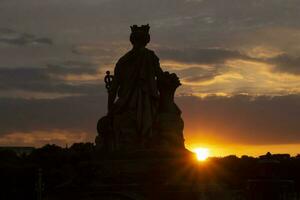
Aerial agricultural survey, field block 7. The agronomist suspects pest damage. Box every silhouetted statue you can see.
[108,24,163,149]
[96,24,184,151]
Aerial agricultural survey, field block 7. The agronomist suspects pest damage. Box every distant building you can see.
[259,152,291,160]
[272,154,291,160]
[247,153,295,200]
[0,146,35,156]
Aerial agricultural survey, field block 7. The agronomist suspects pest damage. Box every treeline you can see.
[0,143,300,199]
[0,143,95,200]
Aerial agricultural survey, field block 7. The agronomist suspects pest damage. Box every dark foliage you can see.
[0,145,300,199]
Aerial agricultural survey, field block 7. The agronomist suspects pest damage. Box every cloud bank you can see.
[0,0,300,149]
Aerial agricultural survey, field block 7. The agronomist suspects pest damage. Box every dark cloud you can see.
[46,62,97,75]
[158,48,251,64]
[172,66,223,83]
[0,94,299,146]
[34,37,53,45]
[0,28,15,34]
[71,45,116,56]
[0,28,53,46]
[268,53,300,75]
[159,47,300,76]
[157,47,250,84]
[184,74,216,83]
[0,94,106,140]
[0,64,101,94]
[177,94,300,145]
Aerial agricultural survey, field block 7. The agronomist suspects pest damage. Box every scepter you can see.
[104,70,114,92]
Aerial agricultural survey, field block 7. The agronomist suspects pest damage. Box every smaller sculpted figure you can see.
[154,72,185,148]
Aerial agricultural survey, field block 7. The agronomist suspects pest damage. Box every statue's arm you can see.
[154,53,164,79]
[108,83,118,113]
[107,65,120,113]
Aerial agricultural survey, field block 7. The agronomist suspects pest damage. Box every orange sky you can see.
[186,138,300,157]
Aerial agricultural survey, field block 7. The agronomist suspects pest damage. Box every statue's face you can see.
[170,73,181,88]
[158,72,181,92]
[130,32,150,47]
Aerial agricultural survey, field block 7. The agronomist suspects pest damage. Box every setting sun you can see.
[193,148,210,161]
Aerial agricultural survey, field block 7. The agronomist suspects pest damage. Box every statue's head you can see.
[130,24,150,47]
[158,72,181,95]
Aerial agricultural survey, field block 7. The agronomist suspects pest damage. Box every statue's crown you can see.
[130,24,150,34]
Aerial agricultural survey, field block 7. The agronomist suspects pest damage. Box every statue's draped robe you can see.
[111,48,163,145]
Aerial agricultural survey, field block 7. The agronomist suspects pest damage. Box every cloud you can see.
[158,48,251,64]
[71,45,117,56]
[46,62,98,75]
[0,64,103,97]
[0,131,89,147]
[268,53,300,75]
[164,58,300,96]
[0,94,299,147]
[0,28,53,46]
[0,94,106,138]
[177,94,300,145]
[172,66,223,84]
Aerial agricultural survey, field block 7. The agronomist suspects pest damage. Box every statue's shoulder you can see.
[145,48,159,61]
[145,48,156,55]
[116,48,159,67]
[116,50,134,66]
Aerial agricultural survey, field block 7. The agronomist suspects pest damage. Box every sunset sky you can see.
[1,0,300,157]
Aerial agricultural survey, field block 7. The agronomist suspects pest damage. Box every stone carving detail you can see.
[155,72,185,148]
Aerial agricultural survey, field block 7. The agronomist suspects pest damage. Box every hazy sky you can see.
[1,0,300,156]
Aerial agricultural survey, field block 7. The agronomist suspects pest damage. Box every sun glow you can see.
[193,148,210,161]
